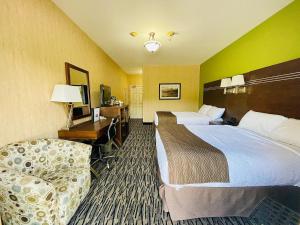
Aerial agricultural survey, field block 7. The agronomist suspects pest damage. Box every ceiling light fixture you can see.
[144,32,161,53]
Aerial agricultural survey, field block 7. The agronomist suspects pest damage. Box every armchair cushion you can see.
[0,167,60,225]
[40,167,91,225]
[47,139,91,171]
[0,139,51,176]
[0,139,92,225]
[0,139,91,175]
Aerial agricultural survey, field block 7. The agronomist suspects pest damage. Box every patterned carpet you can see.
[68,119,300,225]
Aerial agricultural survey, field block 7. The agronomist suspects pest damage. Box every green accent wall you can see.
[199,0,300,105]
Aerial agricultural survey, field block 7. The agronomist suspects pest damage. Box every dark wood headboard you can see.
[203,58,300,121]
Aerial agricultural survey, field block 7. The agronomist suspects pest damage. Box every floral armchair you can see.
[0,139,92,225]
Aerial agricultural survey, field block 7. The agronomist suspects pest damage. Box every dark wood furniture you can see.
[58,118,112,140]
[100,105,129,146]
[203,58,300,122]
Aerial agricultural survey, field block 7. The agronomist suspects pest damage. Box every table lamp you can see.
[51,84,82,130]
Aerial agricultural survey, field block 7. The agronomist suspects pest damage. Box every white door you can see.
[129,85,143,118]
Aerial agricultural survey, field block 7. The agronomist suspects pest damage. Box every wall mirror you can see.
[65,62,91,120]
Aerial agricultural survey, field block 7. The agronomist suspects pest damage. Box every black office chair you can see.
[91,118,119,170]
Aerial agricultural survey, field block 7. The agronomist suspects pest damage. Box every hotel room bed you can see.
[155,123,300,220]
[154,105,225,126]
[154,111,221,126]
[156,125,300,188]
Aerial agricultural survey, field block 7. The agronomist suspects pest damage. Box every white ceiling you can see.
[52,0,292,74]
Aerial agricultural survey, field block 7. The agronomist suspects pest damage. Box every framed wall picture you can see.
[159,83,181,100]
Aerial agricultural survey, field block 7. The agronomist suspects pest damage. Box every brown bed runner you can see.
[156,111,177,124]
[157,124,229,184]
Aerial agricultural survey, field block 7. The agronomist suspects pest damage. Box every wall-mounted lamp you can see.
[231,75,246,94]
[220,78,232,94]
[220,75,246,94]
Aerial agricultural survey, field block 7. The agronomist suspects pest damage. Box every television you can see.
[100,84,111,106]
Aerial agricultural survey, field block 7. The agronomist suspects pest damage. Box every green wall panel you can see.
[199,0,300,105]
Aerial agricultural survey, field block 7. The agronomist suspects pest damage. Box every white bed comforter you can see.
[154,112,211,126]
[156,125,300,188]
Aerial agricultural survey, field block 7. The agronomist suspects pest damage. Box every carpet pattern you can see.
[68,119,300,225]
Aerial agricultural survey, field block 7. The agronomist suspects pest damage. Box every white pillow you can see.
[213,117,223,122]
[270,118,300,148]
[238,110,288,137]
[207,106,225,120]
[198,104,211,115]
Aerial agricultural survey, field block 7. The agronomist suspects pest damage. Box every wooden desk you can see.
[58,118,112,140]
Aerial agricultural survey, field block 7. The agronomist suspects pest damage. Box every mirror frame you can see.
[65,62,91,120]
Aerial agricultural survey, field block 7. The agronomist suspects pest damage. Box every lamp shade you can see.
[220,78,232,87]
[51,84,82,103]
[231,75,245,86]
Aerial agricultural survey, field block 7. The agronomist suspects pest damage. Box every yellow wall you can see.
[127,74,143,86]
[143,65,200,122]
[0,0,128,146]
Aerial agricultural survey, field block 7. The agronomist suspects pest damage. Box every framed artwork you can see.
[159,83,181,100]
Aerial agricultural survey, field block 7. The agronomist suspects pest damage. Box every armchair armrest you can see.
[47,139,92,170]
[0,167,60,225]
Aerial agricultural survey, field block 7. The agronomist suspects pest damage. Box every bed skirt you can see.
[155,159,286,221]
[159,184,275,221]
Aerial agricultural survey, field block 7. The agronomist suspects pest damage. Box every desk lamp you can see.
[51,84,82,130]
